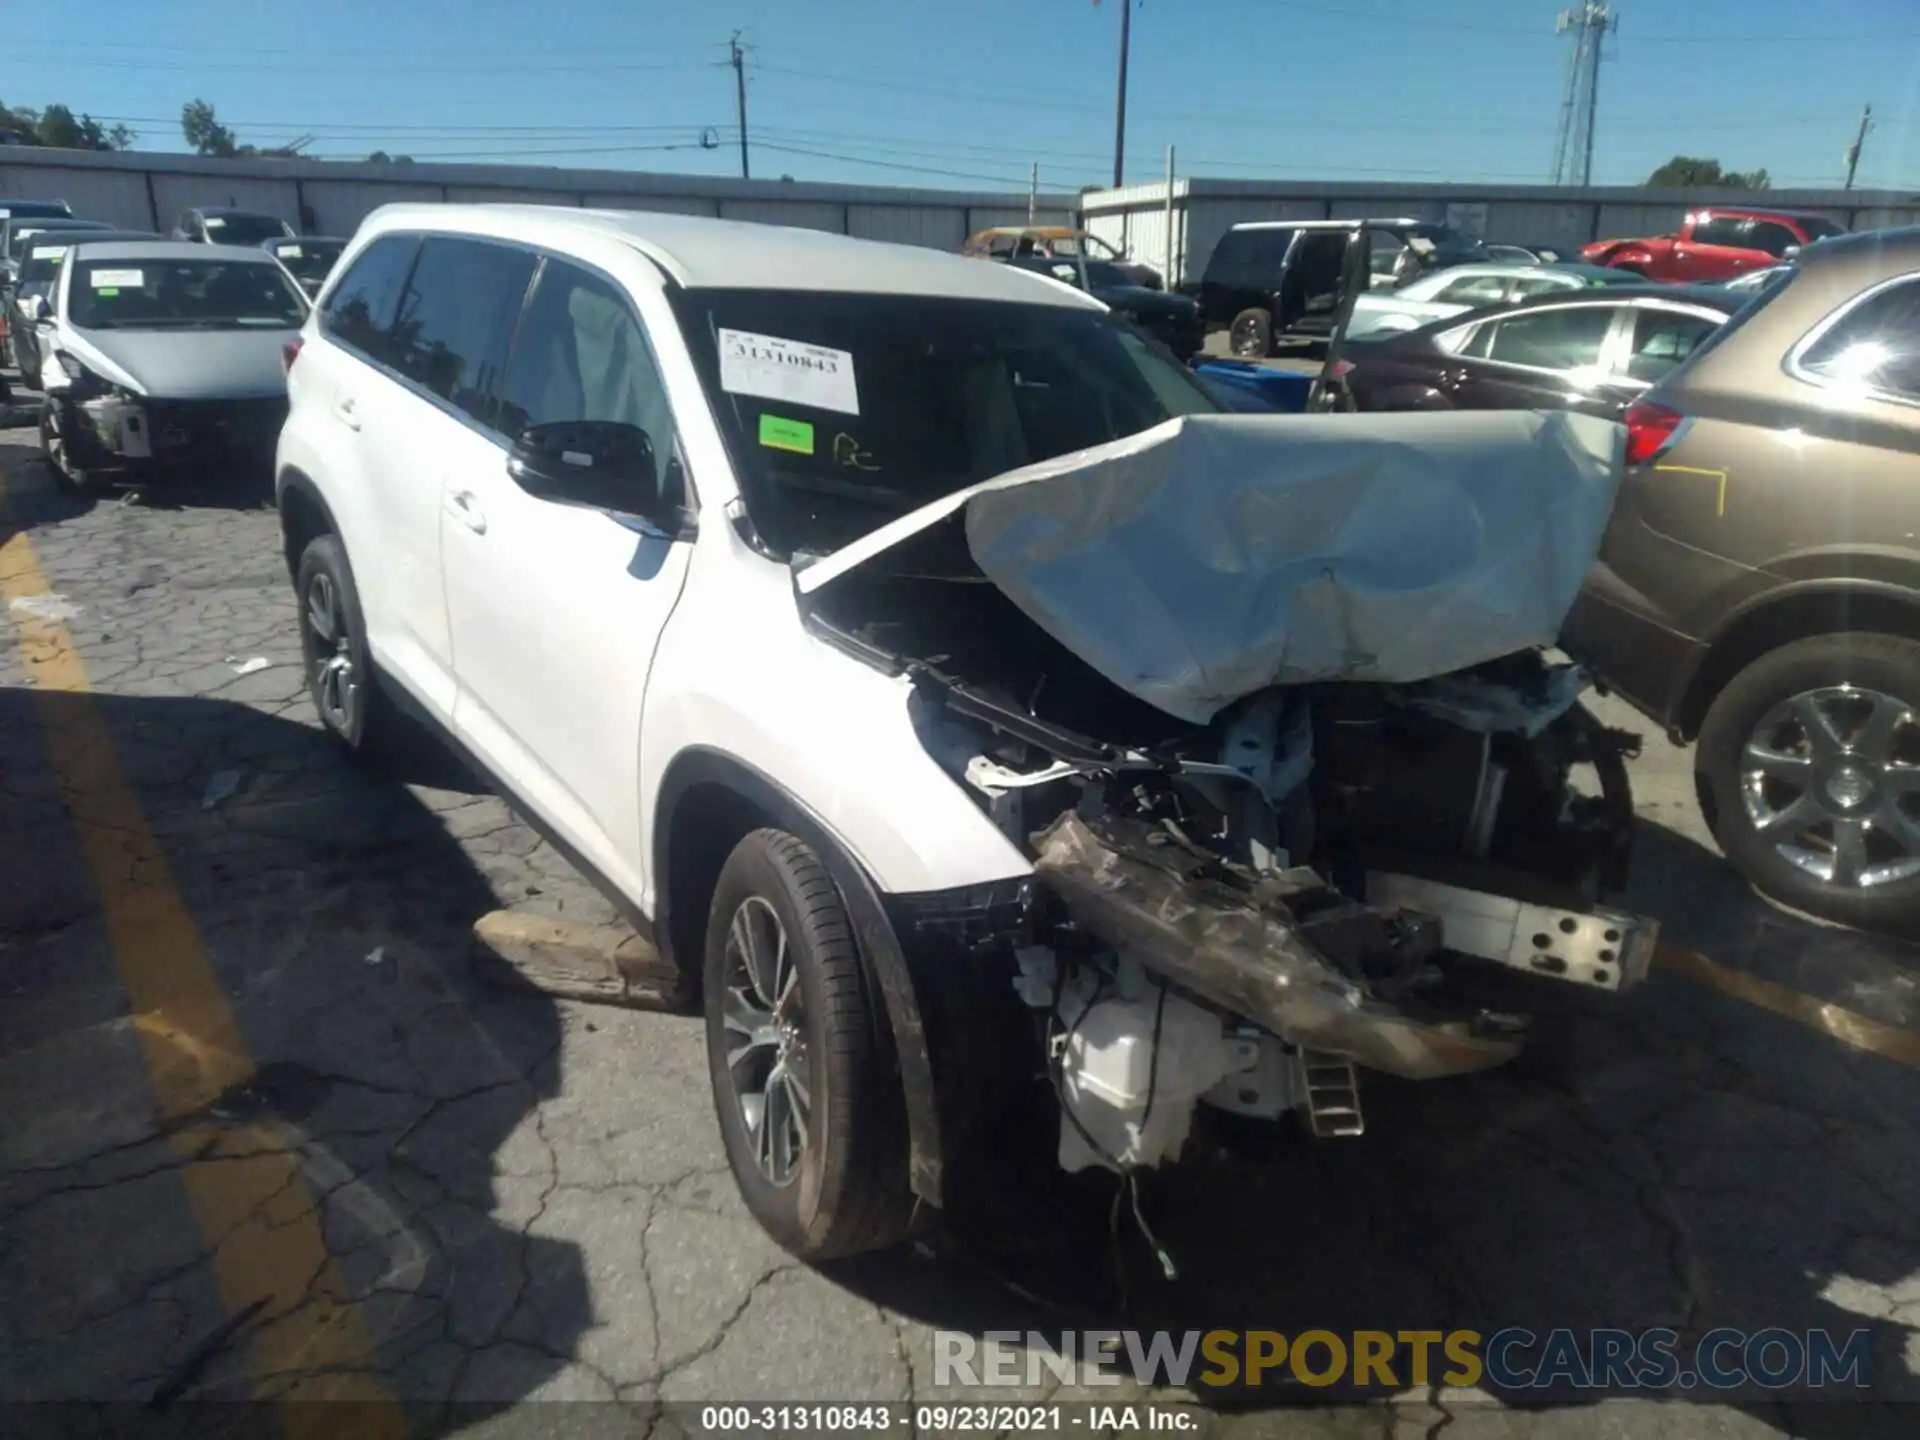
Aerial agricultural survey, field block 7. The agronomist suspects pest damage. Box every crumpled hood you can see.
[796,409,1623,725]
[65,325,295,399]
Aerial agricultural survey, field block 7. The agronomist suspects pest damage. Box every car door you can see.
[1442,301,1625,415]
[441,254,696,901]
[1672,214,1760,282]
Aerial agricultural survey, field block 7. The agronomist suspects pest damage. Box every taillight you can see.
[1328,359,1356,379]
[282,336,304,374]
[1624,398,1684,465]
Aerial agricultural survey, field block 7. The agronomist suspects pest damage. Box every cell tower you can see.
[1550,3,1617,187]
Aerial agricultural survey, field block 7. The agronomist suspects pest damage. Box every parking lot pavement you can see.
[2,432,1918,1439]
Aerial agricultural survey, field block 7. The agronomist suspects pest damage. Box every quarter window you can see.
[319,234,420,367]
[496,260,683,507]
[387,236,536,426]
[1622,308,1721,383]
[1796,275,1920,401]
[1511,274,1578,299]
[1478,305,1615,370]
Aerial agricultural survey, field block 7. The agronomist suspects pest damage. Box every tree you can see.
[181,98,239,157]
[1646,155,1772,190]
[365,150,415,164]
[0,98,132,151]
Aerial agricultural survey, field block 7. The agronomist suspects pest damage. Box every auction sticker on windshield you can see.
[718,327,860,416]
[89,269,144,289]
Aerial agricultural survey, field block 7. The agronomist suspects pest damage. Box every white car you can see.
[36,240,309,491]
[1347,261,1640,340]
[278,204,1657,1259]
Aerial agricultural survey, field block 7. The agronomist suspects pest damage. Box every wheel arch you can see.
[652,746,946,1207]
[277,465,339,583]
[1676,583,1920,740]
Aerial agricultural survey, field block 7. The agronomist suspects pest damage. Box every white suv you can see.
[279,204,1657,1261]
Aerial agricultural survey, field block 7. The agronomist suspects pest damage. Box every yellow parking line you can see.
[1657,942,1920,1070]
[0,475,406,1435]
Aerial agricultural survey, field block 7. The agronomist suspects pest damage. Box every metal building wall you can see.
[149,173,301,231]
[0,162,153,228]
[303,180,445,235]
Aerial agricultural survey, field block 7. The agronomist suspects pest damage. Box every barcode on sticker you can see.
[89,269,144,288]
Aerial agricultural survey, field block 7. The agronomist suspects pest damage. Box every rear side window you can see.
[1480,305,1614,369]
[1795,274,1920,401]
[1692,215,1747,246]
[1744,221,1799,258]
[387,237,536,425]
[1622,307,1721,383]
[1435,274,1510,305]
[496,259,682,507]
[320,234,420,366]
[1512,274,1577,298]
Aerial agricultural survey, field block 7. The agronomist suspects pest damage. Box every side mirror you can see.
[506,420,663,522]
[30,296,51,324]
[1782,245,1802,261]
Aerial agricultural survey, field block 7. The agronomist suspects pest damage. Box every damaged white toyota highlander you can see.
[277,204,1657,1262]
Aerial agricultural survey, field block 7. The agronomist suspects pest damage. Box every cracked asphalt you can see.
[2,425,1919,1440]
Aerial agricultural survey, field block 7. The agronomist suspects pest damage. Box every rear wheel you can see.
[1229,308,1274,359]
[703,829,913,1260]
[1697,632,1920,930]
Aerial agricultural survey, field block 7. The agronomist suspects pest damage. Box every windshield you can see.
[20,242,74,288]
[671,288,1219,556]
[69,258,307,330]
[202,214,292,245]
[8,224,106,262]
[267,238,346,285]
[1010,257,1135,290]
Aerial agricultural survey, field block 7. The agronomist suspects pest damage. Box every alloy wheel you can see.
[1739,684,1920,888]
[1229,316,1264,357]
[304,571,358,733]
[720,895,812,1187]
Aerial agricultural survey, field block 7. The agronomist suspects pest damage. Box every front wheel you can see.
[703,829,913,1260]
[1697,632,1920,930]
[40,400,97,493]
[295,534,396,758]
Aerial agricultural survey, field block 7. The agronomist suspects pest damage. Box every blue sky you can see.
[2,0,1916,193]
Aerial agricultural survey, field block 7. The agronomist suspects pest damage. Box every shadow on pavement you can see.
[0,687,587,1429]
[836,815,1920,1436]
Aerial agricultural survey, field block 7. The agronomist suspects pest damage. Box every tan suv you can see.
[1563,227,1920,929]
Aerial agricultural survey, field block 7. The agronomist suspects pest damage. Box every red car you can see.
[1582,208,1844,283]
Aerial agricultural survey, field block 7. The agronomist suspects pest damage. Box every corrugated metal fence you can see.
[0,147,1079,250]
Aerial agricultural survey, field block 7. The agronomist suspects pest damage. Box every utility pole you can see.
[1844,103,1874,189]
[1162,144,1176,287]
[730,31,750,180]
[1029,161,1038,223]
[1096,0,1133,189]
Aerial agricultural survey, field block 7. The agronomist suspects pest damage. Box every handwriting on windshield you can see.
[833,433,880,472]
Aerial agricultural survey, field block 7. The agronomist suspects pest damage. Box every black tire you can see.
[295,534,395,758]
[703,829,912,1261]
[1229,308,1274,359]
[1697,632,1920,931]
[40,399,97,493]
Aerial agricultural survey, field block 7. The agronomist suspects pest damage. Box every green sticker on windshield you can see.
[758,414,815,455]
[96,287,118,297]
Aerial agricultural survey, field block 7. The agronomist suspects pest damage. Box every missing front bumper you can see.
[1031,810,1526,1081]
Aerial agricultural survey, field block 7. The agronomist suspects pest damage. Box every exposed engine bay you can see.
[796,410,1653,1178]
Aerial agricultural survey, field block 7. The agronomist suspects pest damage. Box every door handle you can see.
[446,489,487,535]
[332,393,361,431]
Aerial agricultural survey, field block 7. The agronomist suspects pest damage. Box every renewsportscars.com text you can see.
[934,1328,1873,1392]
